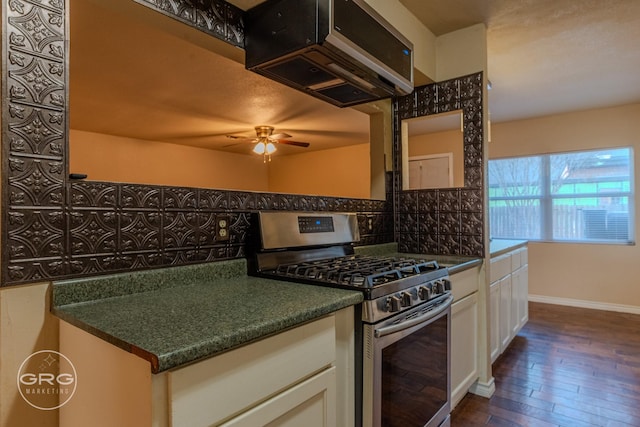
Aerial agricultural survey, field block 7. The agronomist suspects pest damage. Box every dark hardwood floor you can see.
[451,302,640,427]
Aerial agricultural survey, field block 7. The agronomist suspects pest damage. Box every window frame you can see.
[488,147,635,244]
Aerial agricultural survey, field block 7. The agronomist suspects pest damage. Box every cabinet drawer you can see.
[451,292,479,408]
[170,315,336,427]
[451,265,480,302]
[221,367,336,427]
[490,253,511,282]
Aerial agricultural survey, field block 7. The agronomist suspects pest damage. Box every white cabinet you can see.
[170,315,338,427]
[489,279,501,363]
[511,247,529,332]
[517,264,529,327]
[489,245,528,363]
[450,265,480,409]
[60,308,354,427]
[499,274,512,353]
[220,367,336,427]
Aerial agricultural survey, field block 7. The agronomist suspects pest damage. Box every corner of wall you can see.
[1,283,60,427]
[435,23,488,82]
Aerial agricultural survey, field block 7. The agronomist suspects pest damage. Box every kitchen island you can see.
[52,259,362,427]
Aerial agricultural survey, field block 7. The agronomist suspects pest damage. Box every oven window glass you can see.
[381,315,448,427]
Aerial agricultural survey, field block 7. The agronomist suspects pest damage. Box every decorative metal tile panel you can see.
[69,210,118,255]
[121,184,161,210]
[8,157,64,206]
[120,211,162,252]
[394,73,486,257]
[461,189,483,212]
[202,189,231,210]
[417,191,438,213]
[436,79,460,113]
[438,189,462,213]
[415,85,437,117]
[3,0,68,284]
[134,0,244,47]
[417,213,438,235]
[0,0,391,286]
[7,208,66,260]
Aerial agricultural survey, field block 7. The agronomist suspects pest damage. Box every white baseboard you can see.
[468,377,495,399]
[528,294,640,315]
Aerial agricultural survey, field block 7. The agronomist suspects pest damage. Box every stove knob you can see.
[386,295,402,312]
[401,291,412,307]
[418,286,430,300]
[434,280,444,294]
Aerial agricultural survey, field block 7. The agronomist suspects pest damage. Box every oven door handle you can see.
[374,295,453,338]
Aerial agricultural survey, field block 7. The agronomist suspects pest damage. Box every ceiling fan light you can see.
[253,142,266,154]
[266,142,277,154]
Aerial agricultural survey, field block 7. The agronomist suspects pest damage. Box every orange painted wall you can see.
[268,144,371,199]
[70,129,270,191]
[70,130,371,199]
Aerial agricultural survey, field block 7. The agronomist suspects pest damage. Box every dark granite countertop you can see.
[52,260,363,373]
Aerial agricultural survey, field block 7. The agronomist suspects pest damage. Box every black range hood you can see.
[244,0,414,107]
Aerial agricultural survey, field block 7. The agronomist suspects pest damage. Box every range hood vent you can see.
[244,0,414,108]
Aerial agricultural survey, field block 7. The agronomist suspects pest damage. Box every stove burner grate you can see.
[270,255,440,288]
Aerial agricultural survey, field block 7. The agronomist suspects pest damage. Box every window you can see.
[489,148,634,243]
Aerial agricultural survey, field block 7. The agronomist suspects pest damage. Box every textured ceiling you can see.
[400,0,640,122]
[69,1,371,156]
[70,0,640,157]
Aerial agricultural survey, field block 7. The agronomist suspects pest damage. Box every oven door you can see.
[363,294,452,427]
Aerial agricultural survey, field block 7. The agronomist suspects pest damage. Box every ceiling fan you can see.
[225,126,310,162]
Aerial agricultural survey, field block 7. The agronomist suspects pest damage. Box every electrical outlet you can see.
[216,216,230,241]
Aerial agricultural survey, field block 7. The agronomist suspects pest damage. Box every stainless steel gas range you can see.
[248,211,452,427]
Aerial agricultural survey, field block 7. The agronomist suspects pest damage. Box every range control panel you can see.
[259,212,359,250]
[298,216,335,233]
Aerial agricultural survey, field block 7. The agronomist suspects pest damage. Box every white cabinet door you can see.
[170,316,336,427]
[408,155,453,189]
[511,268,521,337]
[451,292,479,409]
[519,264,529,327]
[490,245,529,363]
[489,280,501,363]
[221,367,337,427]
[499,274,512,354]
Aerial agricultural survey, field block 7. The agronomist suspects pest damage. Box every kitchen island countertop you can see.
[52,259,363,373]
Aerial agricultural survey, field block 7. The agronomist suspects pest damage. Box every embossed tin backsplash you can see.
[1,0,484,286]
[393,73,485,257]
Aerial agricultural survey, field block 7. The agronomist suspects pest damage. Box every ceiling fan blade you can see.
[278,140,310,148]
[225,135,255,141]
[269,132,292,140]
